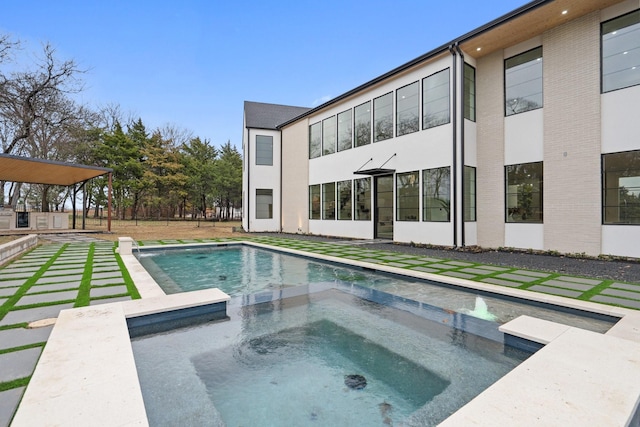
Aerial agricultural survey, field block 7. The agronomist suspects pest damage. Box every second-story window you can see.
[505,47,543,116]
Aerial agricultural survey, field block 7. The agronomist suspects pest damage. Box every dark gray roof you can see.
[244,101,311,130]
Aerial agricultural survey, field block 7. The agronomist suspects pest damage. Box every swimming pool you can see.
[136,244,615,332]
[131,286,532,426]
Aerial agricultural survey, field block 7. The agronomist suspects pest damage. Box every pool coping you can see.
[11,239,640,426]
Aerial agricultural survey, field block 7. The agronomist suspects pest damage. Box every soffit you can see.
[461,0,623,58]
[0,154,112,186]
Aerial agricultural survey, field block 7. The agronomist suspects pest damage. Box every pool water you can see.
[136,245,615,332]
[131,289,532,426]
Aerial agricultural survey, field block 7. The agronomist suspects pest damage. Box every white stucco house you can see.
[243,0,640,258]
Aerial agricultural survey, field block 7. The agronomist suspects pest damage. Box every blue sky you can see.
[2,0,527,149]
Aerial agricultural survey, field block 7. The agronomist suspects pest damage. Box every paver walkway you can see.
[1,236,639,426]
[0,241,139,427]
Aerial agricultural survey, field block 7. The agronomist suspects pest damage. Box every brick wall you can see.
[543,12,602,255]
[476,50,506,248]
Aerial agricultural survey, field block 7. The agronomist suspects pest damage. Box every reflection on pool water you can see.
[136,245,615,332]
[131,288,532,426]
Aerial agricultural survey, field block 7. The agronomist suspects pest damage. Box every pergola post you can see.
[107,172,112,233]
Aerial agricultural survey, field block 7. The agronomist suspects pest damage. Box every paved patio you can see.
[1,236,639,426]
[0,240,136,427]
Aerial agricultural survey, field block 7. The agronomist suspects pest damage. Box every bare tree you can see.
[0,39,85,207]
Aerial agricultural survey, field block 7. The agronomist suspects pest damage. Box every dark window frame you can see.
[309,122,322,159]
[422,68,451,130]
[602,149,640,225]
[601,9,640,93]
[422,166,451,222]
[337,109,353,152]
[504,46,543,116]
[396,171,420,222]
[464,63,476,122]
[354,101,372,147]
[396,81,420,137]
[505,162,543,223]
[255,135,273,166]
[309,184,320,220]
[255,188,273,219]
[373,92,394,142]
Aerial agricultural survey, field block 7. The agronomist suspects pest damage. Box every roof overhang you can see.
[459,0,623,59]
[0,153,112,186]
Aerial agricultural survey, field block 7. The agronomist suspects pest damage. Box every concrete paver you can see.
[0,280,26,288]
[0,326,53,351]
[528,285,582,298]
[27,282,81,293]
[0,387,25,427]
[0,303,75,327]
[35,274,83,285]
[0,347,42,383]
[16,290,78,306]
[591,295,640,310]
[540,279,595,292]
[90,285,128,298]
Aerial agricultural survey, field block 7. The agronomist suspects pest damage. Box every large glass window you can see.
[423,69,450,129]
[374,92,393,142]
[505,47,543,116]
[337,109,353,152]
[255,135,273,165]
[355,177,371,220]
[464,63,476,122]
[423,167,450,222]
[255,189,273,219]
[322,182,336,220]
[354,101,371,147]
[396,81,419,136]
[309,184,320,219]
[396,171,419,221]
[337,180,352,220]
[602,10,640,93]
[464,166,477,222]
[505,162,543,223]
[322,116,336,155]
[309,122,321,159]
[603,150,640,224]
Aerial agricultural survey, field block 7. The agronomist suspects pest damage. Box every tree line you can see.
[0,35,242,221]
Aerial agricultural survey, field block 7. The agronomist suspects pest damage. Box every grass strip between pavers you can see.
[115,248,141,300]
[0,341,45,356]
[0,244,68,322]
[74,243,95,308]
[0,376,29,393]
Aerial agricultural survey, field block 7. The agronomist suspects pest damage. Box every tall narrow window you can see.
[354,101,371,147]
[464,166,476,221]
[464,63,476,122]
[602,10,640,93]
[338,180,352,220]
[603,150,640,224]
[255,135,273,165]
[309,184,320,219]
[505,162,543,223]
[309,122,321,159]
[322,182,336,220]
[322,116,336,155]
[355,177,371,220]
[255,189,273,219]
[423,167,450,222]
[396,81,419,136]
[337,109,353,151]
[374,92,393,142]
[396,171,419,221]
[505,47,543,116]
[423,69,450,129]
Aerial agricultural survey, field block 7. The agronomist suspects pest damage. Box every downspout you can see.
[448,44,458,248]
[279,129,283,232]
[455,42,466,248]
[246,127,250,232]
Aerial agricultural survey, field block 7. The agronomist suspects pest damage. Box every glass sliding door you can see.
[375,175,394,239]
